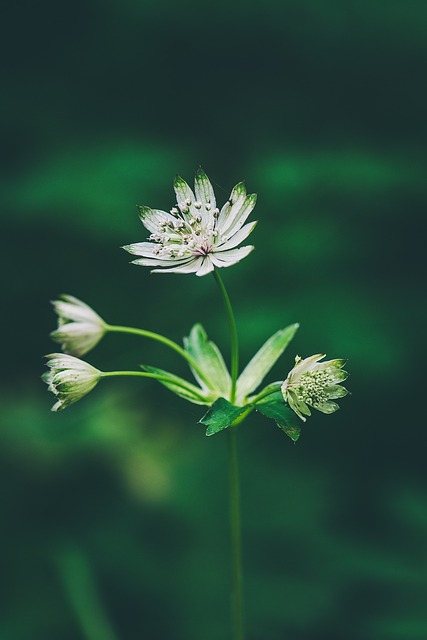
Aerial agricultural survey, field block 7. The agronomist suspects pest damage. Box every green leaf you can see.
[184,324,231,394]
[140,365,214,406]
[256,400,302,442]
[199,398,247,436]
[236,324,299,401]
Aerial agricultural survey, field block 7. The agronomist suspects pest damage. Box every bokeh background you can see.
[1,1,426,639]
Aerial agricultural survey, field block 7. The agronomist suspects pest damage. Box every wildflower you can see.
[50,294,106,356]
[281,354,348,421]
[43,354,101,411]
[123,169,257,276]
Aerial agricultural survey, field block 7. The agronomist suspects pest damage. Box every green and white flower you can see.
[281,354,348,421]
[43,353,101,412]
[123,169,257,276]
[50,294,106,356]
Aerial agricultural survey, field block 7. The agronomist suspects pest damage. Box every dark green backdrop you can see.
[1,1,426,639]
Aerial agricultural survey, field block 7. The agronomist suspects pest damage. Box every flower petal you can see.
[315,401,340,414]
[195,257,215,277]
[173,175,196,206]
[217,182,247,230]
[151,257,204,274]
[131,257,193,267]
[137,206,174,234]
[326,385,348,399]
[211,246,254,267]
[216,221,257,252]
[194,168,216,209]
[221,193,257,239]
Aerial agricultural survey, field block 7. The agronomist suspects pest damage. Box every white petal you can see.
[216,221,257,252]
[210,245,254,267]
[131,257,193,267]
[151,257,204,274]
[137,206,175,233]
[194,169,216,227]
[291,354,325,379]
[221,193,257,239]
[123,242,166,257]
[173,175,196,205]
[217,182,247,230]
[195,257,215,277]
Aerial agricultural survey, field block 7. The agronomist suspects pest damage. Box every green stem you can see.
[213,271,244,640]
[105,324,211,388]
[101,370,206,402]
[249,383,282,405]
[228,427,244,640]
[213,272,239,403]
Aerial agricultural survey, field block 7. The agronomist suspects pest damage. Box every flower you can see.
[281,354,348,421]
[43,354,101,411]
[123,169,257,276]
[50,294,106,356]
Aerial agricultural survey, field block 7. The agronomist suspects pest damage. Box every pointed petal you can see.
[173,175,196,206]
[131,257,193,267]
[216,221,257,252]
[195,257,215,277]
[291,354,325,379]
[220,193,257,239]
[315,401,340,414]
[217,182,247,230]
[194,168,216,209]
[210,245,254,267]
[326,385,348,399]
[137,206,174,233]
[122,242,163,257]
[151,257,203,274]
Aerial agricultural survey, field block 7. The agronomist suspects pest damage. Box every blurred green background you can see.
[1,1,426,639]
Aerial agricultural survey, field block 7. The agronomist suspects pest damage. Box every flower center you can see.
[296,370,334,407]
[150,199,221,259]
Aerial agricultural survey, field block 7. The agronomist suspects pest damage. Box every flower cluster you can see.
[43,354,101,412]
[281,354,348,421]
[50,294,106,356]
[123,169,257,276]
[43,170,349,434]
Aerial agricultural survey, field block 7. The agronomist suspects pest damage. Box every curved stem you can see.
[213,272,239,404]
[105,324,211,388]
[249,382,282,405]
[101,370,206,401]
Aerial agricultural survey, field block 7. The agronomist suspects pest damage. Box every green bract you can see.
[281,354,349,421]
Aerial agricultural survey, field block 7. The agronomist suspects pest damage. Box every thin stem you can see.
[101,370,206,401]
[106,324,212,388]
[213,272,239,403]
[228,427,244,640]
[249,383,282,405]
[213,271,244,639]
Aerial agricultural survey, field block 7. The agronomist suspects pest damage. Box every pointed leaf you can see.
[184,323,231,394]
[141,365,213,406]
[256,400,302,442]
[199,398,247,436]
[236,324,299,400]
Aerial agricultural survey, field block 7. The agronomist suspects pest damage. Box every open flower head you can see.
[50,294,106,356]
[123,169,257,276]
[43,353,101,411]
[281,354,348,421]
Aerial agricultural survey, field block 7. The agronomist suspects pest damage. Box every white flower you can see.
[50,294,106,356]
[43,353,101,412]
[123,169,257,276]
[281,354,348,421]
